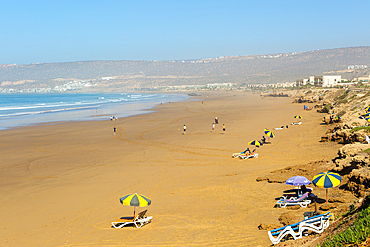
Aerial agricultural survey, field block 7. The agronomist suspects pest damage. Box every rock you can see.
[256,177,268,182]
[286,205,301,210]
[346,167,370,197]
[328,197,346,203]
[319,203,338,211]
[338,143,369,158]
[278,211,303,226]
[257,223,281,230]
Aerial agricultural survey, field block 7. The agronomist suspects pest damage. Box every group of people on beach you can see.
[211,117,226,133]
[183,116,226,135]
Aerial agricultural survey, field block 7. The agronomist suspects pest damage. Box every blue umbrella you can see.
[285,176,311,186]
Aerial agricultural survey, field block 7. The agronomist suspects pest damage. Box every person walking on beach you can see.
[183,124,187,135]
[113,127,116,135]
[212,123,215,132]
[222,124,225,133]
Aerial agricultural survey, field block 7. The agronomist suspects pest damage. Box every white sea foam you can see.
[0,93,188,130]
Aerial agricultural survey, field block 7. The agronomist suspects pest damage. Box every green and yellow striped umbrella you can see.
[264,129,275,138]
[312,171,341,203]
[248,140,262,147]
[120,193,151,217]
[294,115,302,119]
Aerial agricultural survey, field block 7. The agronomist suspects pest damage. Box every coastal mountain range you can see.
[1,46,370,92]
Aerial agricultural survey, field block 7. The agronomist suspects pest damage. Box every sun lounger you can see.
[291,122,302,125]
[268,212,331,245]
[282,187,313,199]
[239,153,258,159]
[112,209,153,228]
[276,192,311,208]
[232,152,258,159]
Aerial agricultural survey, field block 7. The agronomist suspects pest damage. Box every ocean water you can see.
[0,93,188,130]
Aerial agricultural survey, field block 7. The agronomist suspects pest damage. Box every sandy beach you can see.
[0,91,342,246]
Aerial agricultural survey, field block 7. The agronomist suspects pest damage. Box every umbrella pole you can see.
[326,188,328,203]
[133,207,136,228]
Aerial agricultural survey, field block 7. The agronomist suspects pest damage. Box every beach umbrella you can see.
[294,115,302,119]
[285,176,311,186]
[248,140,262,147]
[365,106,370,112]
[312,171,341,203]
[120,193,151,217]
[264,129,275,139]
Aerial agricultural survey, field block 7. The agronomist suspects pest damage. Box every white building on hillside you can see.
[322,75,341,87]
[309,75,341,87]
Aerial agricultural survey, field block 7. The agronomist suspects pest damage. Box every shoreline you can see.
[0,91,341,246]
[0,92,189,131]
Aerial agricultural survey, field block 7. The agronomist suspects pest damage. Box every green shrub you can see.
[351,126,370,133]
[323,104,333,112]
[318,197,370,246]
[337,99,348,105]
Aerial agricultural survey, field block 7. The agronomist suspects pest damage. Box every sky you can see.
[1,0,369,65]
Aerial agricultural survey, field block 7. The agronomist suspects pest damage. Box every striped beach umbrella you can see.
[248,140,262,147]
[120,193,151,217]
[294,115,302,119]
[365,106,370,112]
[312,171,341,203]
[264,129,275,139]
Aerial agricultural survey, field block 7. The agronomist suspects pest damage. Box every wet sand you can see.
[0,91,341,246]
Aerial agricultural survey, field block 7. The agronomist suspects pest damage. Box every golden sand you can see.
[0,91,341,246]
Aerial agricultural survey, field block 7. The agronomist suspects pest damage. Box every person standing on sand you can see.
[212,123,215,132]
[113,127,116,135]
[183,124,186,135]
[222,124,225,133]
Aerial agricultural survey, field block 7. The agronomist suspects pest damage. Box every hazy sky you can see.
[1,0,369,64]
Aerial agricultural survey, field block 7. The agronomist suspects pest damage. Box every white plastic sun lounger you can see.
[239,153,258,159]
[268,212,331,245]
[232,153,258,159]
[276,192,311,208]
[112,209,153,228]
[291,122,302,125]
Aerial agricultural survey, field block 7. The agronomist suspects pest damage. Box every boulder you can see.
[256,176,268,182]
[278,211,303,226]
[346,167,370,197]
[319,203,338,211]
[258,223,281,230]
[337,143,369,158]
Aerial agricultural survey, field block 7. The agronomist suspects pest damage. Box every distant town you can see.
[1,69,370,94]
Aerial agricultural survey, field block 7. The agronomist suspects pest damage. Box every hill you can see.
[1,46,370,92]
